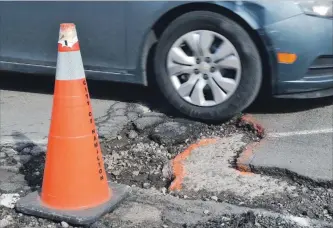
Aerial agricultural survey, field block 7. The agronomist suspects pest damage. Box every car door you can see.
[0,1,126,72]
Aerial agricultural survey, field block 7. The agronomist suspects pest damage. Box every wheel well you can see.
[145,2,272,95]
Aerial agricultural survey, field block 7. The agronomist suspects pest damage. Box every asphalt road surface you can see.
[0,72,164,144]
[0,72,333,228]
[248,97,333,184]
[1,72,332,183]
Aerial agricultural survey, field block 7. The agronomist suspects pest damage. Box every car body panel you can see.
[125,0,303,71]
[263,14,333,94]
[0,2,127,73]
[0,1,332,97]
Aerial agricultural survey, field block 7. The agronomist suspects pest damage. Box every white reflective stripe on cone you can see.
[55,51,85,81]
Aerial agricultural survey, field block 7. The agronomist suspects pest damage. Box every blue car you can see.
[1,1,332,121]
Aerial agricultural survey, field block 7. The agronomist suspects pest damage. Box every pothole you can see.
[98,115,333,223]
[101,115,256,191]
[1,113,332,226]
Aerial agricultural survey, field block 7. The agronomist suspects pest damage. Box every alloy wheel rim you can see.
[166,30,242,107]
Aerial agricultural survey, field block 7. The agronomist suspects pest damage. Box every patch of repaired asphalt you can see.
[176,134,293,198]
[164,135,333,223]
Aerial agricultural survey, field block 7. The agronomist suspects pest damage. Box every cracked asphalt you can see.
[0,72,333,228]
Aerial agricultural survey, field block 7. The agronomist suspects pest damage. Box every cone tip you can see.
[59,23,77,39]
[60,23,76,31]
[58,23,80,52]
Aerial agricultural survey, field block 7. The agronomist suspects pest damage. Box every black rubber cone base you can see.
[15,182,130,226]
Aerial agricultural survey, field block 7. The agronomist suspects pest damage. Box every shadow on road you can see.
[0,71,182,117]
[247,96,333,114]
[1,71,332,117]
[0,71,152,103]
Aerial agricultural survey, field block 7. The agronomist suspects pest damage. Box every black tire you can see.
[154,11,262,122]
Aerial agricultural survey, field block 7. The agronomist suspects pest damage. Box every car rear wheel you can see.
[154,11,262,122]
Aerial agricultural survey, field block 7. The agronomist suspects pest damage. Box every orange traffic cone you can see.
[15,23,129,226]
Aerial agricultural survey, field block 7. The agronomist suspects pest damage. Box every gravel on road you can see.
[0,111,332,227]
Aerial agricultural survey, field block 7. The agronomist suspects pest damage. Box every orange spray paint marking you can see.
[241,114,265,138]
[169,138,217,191]
[236,141,262,173]
[237,171,254,176]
